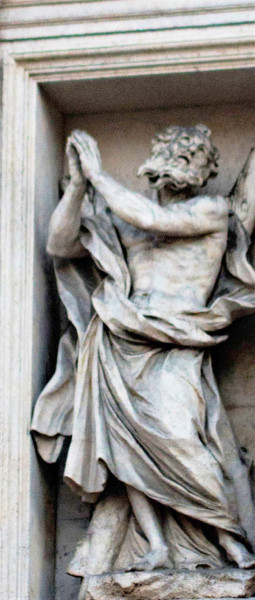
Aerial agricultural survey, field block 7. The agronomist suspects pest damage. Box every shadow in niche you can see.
[46,259,63,382]
[212,312,255,471]
[29,440,58,600]
[55,438,92,600]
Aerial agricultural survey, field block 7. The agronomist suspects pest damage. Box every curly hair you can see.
[152,125,219,176]
[138,124,219,190]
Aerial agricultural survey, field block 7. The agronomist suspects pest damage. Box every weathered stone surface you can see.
[79,568,255,600]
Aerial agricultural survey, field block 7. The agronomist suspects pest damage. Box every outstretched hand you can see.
[67,130,102,184]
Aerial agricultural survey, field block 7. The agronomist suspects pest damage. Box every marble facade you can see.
[2,2,255,599]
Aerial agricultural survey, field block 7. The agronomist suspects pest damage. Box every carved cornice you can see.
[1,0,255,42]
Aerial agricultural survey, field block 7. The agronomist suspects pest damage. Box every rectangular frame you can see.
[1,5,255,597]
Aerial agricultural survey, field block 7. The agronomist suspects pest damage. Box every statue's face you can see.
[137,125,219,191]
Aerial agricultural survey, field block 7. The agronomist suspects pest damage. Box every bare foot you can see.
[126,544,169,572]
[236,548,255,569]
[218,530,255,569]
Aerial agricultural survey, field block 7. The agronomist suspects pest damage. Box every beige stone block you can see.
[79,568,255,600]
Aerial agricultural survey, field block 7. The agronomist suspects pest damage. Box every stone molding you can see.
[0,1,255,41]
[1,4,255,599]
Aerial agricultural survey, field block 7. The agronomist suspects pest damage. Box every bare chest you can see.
[113,216,227,307]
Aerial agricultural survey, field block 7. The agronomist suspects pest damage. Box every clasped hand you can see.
[66,130,102,186]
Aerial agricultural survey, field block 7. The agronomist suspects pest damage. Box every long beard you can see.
[138,159,208,191]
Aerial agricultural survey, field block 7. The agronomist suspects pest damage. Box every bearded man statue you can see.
[32,125,255,586]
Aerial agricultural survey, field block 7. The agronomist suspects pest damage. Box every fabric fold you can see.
[31,189,255,566]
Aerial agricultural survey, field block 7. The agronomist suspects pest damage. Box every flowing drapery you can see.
[32,191,255,571]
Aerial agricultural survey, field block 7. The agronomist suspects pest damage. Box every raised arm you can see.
[93,172,228,236]
[71,130,228,237]
[47,142,88,258]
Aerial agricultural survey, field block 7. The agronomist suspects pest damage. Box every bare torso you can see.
[113,213,228,313]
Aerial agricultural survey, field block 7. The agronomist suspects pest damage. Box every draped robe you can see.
[31,191,255,572]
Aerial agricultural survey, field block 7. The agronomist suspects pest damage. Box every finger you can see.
[66,138,79,156]
[73,131,98,152]
[66,143,78,158]
[73,129,96,144]
[73,131,92,147]
[71,137,90,156]
[66,137,73,154]
[66,147,81,168]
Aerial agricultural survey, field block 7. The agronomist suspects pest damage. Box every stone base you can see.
[78,568,255,600]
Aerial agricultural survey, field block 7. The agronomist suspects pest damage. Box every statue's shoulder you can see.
[186,193,228,215]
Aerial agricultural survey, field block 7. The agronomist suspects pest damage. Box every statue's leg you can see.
[217,528,255,568]
[125,485,169,571]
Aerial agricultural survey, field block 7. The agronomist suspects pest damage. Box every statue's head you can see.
[137,125,219,191]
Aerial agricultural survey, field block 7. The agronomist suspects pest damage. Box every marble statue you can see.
[32,125,255,594]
